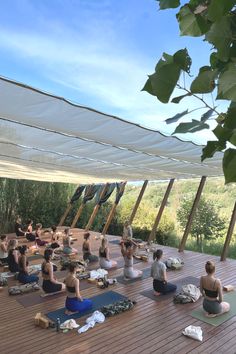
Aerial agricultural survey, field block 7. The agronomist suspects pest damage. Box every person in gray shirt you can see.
[151,249,176,296]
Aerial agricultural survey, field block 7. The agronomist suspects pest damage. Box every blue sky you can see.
[0,0,223,143]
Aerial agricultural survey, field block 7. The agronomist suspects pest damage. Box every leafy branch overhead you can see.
[143,0,236,183]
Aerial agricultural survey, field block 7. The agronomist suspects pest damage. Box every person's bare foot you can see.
[65,310,78,315]
[153,291,161,296]
[205,312,217,318]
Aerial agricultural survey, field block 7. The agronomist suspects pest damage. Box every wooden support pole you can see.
[58,185,81,226]
[102,182,127,236]
[85,183,109,231]
[221,201,236,261]
[70,184,93,228]
[58,203,72,226]
[128,180,148,225]
[178,176,207,252]
[71,204,84,228]
[148,178,175,242]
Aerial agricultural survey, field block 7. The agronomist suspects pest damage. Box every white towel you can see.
[182,325,203,342]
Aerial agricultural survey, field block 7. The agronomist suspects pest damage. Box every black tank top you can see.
[8,249,19,272]
[99,247,107,258]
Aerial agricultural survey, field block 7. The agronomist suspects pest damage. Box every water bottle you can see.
[56,317,60,332]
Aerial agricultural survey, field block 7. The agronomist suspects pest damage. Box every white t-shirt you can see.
[123,225,133,240]
[151,260,166,281]
[0,242,8,259]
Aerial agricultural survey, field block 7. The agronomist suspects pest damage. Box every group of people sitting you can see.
[0,218,230,318]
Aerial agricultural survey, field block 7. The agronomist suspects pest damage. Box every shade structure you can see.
[0,76,223,183]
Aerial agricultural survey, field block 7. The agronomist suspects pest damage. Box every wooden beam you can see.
[128,180,148,225]
[148,178,175,242]
[58,185,81,226]
[102,182,127,236]
[85,183,109,231]
[221,201,236,261]
[71,203,84,228]
[70,184,93,228]
[178,176,207,252]
[58,203,72,226]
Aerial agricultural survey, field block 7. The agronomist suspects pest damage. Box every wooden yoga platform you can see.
[1,228,236,354]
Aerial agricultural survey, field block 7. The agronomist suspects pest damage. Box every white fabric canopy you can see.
[0,76,223,183]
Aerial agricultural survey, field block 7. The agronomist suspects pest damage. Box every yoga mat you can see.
[116,267,151,284]
[191,291,236,326]
[110,251,122,258]
[16,280,94,308]
[109,239,121,245]
[28,254,44,261]
[140,276,199,302]
[46,290,127,323]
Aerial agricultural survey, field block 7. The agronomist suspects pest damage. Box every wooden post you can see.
[85,183,109,231]
[58,203,72,226]
[178,176,207,252]
[148,179,175,242]
[58,185,81,226]
[221,201,236,261]
[102,182,127,236]
[129,180,148,225]
[71,204,84,228]
[70,184,94,228]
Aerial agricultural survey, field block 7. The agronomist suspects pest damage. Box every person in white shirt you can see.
[151,249,176,296]
[122,221,133,241]
[0,235,8,263]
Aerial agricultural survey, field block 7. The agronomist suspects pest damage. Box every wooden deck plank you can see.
[1,229,236,354]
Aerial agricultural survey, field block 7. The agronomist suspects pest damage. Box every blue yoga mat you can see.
[46,290,127,323]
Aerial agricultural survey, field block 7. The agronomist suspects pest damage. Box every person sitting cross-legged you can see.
[65,262,93,315]
[151,249,177,296]
[99,237,117,269]
[82,232,98,263]
[200,260,230,317]
[120,239,142,280]
[35,223,48,247]
[7,239,19,273]
[0,234,8,265]
[17,245,39,284]
[41,249,65,294]
[63,227,78,255]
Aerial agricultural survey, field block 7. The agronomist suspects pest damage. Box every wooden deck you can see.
[1,228,236,354]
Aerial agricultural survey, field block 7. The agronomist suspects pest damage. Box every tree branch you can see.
[177,84,220,116]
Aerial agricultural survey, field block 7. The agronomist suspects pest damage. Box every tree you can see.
[143,0,236,183]
[177,197,225,251]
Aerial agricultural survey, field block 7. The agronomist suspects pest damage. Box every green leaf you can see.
[190,66,217,93]
[224,102,236,129]
[200,109,214,122]
[205,16,232,62]
[173,48,192,73]
[177,5,210,37]
[171,93,191,103]
[207,0,235,22]
[173,119,209,134]
[223,148,236,184]
[210,52,227,71]
[218,64,236,101]
[165,109,189,124]
[157,0,180,10]
[149,63,181,103]
[230,132,236,146]
[201,140,226,161]
[213,125,232,141]
[141,77,155,96]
